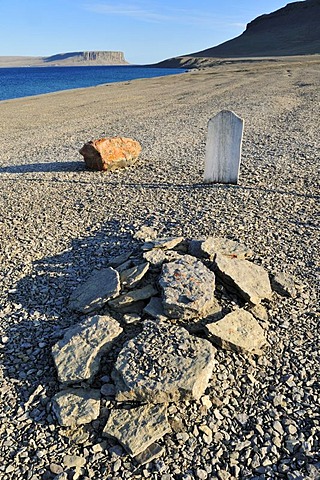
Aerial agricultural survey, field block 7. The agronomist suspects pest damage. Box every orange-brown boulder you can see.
[79,137,142,171]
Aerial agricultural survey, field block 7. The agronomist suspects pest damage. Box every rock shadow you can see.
[1,219,142,422]
[0,161,84,174]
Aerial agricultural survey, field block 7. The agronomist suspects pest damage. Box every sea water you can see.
[0,65,183,101]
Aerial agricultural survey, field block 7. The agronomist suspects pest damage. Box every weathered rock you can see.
[142,236,184,251]
[201,236,253,260]
[69,267,121,313]
[143,248,181,269]
[134,443,165,465]
[108,285,158,311]
[52,315,122,384]
[159,255,217,319]
[79,137,142,171]
[103,403,171,456]
[120,262,149,288]
[143,297,165,319]
[52,388,100,427]
[271,271,297,298]
[63,454,86,469]
[108,251,134,267]
[214,253,272,304]
[206,309,268,355]
[113,319,216,403]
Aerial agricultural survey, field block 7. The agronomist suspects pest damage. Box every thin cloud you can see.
[82,2,246,29]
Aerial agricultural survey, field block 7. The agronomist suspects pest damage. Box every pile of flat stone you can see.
[50,228,297,462]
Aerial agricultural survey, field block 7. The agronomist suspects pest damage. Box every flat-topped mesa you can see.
[44,50,129,65]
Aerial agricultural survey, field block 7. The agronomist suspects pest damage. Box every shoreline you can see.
[0,57,319,479]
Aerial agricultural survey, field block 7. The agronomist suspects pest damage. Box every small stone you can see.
[101,384,116,396]
[63,454,86,469]
[214,253,272,304]
[273,420,284,435]
[271,271,297,298]
[49,464,63,475]
[52,388,100,427]
[288,424,297,435]
[134,443,165,465]
[159,255,217,319]
[120,262,150,288]
[123,313,141,324]
[103,403,171,456]
[79,137,142,171]
[52,315,122,384]
[206,309,268,355]
[108,285,158,311]
[69,267,121,313]
[201,395,213,409]
[196,468,208,480]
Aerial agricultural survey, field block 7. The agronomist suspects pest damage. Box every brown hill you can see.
[154,0,320,67]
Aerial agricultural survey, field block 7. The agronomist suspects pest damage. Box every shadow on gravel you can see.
[1,219,147,420]
[0,161,84,173]
[2,167,319,200]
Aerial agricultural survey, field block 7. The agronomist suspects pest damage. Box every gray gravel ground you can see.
[0,57,319,479]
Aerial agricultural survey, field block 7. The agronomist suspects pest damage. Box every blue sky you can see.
[0,1,301,64]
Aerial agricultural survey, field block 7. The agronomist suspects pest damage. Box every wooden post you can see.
[204,110,244,184]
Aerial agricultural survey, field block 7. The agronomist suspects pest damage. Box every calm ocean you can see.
[0,66,182,101]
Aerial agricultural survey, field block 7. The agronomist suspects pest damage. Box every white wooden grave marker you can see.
[204,110,244,184]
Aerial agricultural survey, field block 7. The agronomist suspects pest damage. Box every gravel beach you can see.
[0,56,319,479]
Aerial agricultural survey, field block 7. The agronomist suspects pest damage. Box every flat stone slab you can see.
[120,262,150,288]
[108,285,158,311]
[141,236,184,251]
[214,253,272,305]
[52,388,100,427]
[206,309,268,355]
[159,255,217,319]
[113,319,216,403]
[201,236,253,260]
[69,267,121,313]
[52,315,122,384]
[103,403,171,456]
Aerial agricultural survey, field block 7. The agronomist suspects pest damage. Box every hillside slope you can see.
[154,0,320,68]
[191,0,320,58]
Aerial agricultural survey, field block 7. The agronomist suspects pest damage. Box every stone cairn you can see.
[50,228,297,464]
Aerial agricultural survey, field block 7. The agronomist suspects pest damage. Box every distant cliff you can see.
[154,0,320,68]
[0,51,129,67]
[43,51,128,65]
